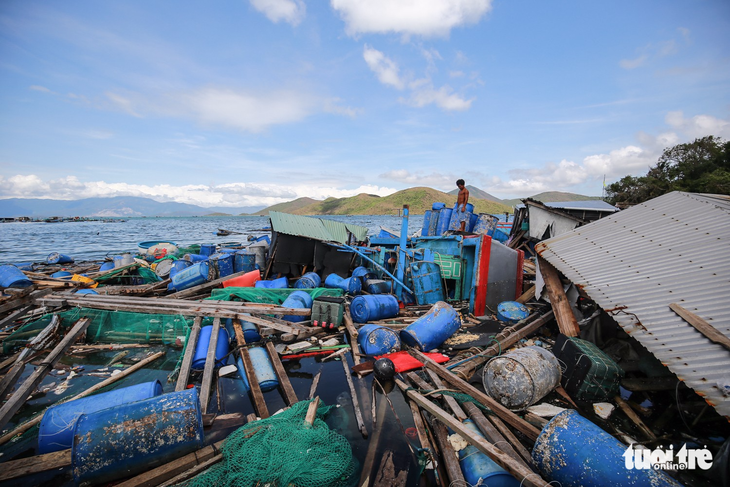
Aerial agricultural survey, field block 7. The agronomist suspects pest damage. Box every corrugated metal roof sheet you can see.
[516,200,619,211]
[269,211,369,244]
[536,191,730,417]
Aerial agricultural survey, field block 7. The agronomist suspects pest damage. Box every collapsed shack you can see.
[0,195,727,487]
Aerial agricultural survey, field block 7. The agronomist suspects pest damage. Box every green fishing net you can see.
[209,287,344,304]
[185,399,357,487]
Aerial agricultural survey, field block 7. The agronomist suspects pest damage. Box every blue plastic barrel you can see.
[183,253,209,263]
[217,248,238,255]
[51,271,72,279]
[192,325,230,369]
[281,290,313,322]
[350,295,399,323]
[410,262,445,305]
[459,419,519,487]
[427,209,440,236]
[365,279,392,294]
[468,212,478,232]
[236,347,279,392]
[532,410,682,487]
[209,252,234,278]
[224,317,261,343]
[0,264,33,288]
[435,208,453,236]
[13,262,33,271]
[255,276,288,289]
[38,381,163,454]
[294,271,321,289]
[72,388,204,486]
[324,273,361,295]
[75,289,98,295]
[400,301,461,351]
[99,261,115,272]
[449,208,473,231]
[47,252,73,264]
[422,210,432,236]
[234,250,256,274]
[169,259,193,279]
[169,261,211,292]
[432,202,446,211]
[200,243,216,256]
[357,324,401,355]
[352,266,375,283]
[473,214,497,235]
[497,301,530,323]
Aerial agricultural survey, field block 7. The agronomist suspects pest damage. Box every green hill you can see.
[254,187,512,216]
[447,185,504,204]
[501,191,602,207]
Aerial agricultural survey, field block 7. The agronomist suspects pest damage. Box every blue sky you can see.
[1,0,729,208]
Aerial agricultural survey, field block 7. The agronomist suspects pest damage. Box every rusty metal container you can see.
[482,346,561,411]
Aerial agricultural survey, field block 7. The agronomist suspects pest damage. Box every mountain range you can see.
[0,187,601,218]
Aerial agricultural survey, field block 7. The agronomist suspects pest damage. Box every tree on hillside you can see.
[606,136,730,206]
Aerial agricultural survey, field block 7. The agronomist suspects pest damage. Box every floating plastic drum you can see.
[357,324,401,355]
[248,245,267,269]
[432,202,446,211]
[51,271,73,280]
[192,325,230,369]
[99,261,115,272]
[223,269,261,288]
[422,210,432,236]
[183,253,209,263]
[200,243,216,256]
[459,419,519,487]
[255,276,288,289]
[350,295,399,323]
[400,301,461,351]
[324,273,361,295]
[13,262,33,271]
[209,252,234,278]
[169,261,212,292]
[483,346,560,411]
[169,259,193,279]
[153,259,174,278]
[38,381,163,454]
[227,316,261,343]
[236,347,279,392]
[234,250,256,273]
[365,279,392,294]
[497,301,530,324]
[435,208,453,236]
[113,253,134,268]
[532,410,682,487]
[75,289,98,295]
[472,214,498,235]
[294,271,321,289]
[0,265,33,288]
[72,388,204,486]
[282,290,313,322]
[47,252,73,264]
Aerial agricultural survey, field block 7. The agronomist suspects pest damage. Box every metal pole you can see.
[396,205,409,300]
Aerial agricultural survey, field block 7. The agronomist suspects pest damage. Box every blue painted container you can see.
[75,289,99,295]
[256,235,271,245]
[13,262,33,271]
[209,252,234,278]
[192,325,230,369]
[409,262,445,305]
[294,271,321,289]
[200,243,217,256]
[427,209,440,236]
[234,250,257,274]
[281,290,313,323]
[365,279,392,294]
[491,228,510,244]
[350,295,399,323]
[38,381,163,454]
[351,266,375,283]
[236,347,279,392]
[99,261,115,272]
[435,208,453,236]
[0,264,33,288]
[223,318,261,343]
[400,301,461,351]
[72,389,204,486]
[169,259,193,279]
[357,324,401,356]
[432,202,446,211]
[183,253,209,263]
[51,270,73,280]
[468,212,479,232]
[324,273,361,295]
[448,208,474,231]
[422,210,432,236]
[497,301,530,323]
[169,261,211,292]
[254,276,288,289]
[532,410,681,487]
[47,252,73,264]
[473,214,497,235]
[459,419,519,487]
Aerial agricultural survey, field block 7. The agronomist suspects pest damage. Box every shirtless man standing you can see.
[456,179,470,232]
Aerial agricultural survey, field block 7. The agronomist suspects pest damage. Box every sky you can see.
[1,0,729,209]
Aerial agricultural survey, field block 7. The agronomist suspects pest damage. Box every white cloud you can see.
[619,31,688,70]
[106,92,142,117]
[29,85,51,93]
[331,0,493,38]
[250,0,306,26]
[380,169,458,188]
[402,82,473,111]
[363,45,405,89]
[665,110,730,139]
[619,55,648,70]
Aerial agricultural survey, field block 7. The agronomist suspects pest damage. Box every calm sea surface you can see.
[0,214,424,265]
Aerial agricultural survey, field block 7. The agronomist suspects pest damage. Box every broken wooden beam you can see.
[199,317,222,414]
[536,256,579,336]
[265,340,298,406]
[0,448,72,482]
[670,302,730,351]
[341,351,367,438]
[232,319,269,419]
[175,316,202,392]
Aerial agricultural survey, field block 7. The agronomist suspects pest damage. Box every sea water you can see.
[0,214,424,265]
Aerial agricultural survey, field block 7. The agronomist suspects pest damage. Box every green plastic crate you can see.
[554,334,625,402]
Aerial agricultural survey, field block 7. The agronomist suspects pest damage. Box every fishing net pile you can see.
[186,399,357,487]
[209,287,343,304]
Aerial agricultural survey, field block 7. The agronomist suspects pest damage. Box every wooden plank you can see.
[430,418,466,486]
[486,413,534,466]
[341,352,368,438]
[615,395,656,441]
[0,289,53,315]
[265,341,298,406]
[425,369,468,421]
[537,256,580,336]
[168,270,252,299]
[0,351,165,447]
[516,284,536,304]
[158,454,222,487]
[232,319,269,419]
[343,306,362,366]
[461,402,531,469]
[199,317,221,414]
[410,349,541,442]
[234,314,300,335]
[176,316,202,392]
[304,396,320,426]
[309,367,322,400]
[0,448,72,482]
[670,302,730,351]
[0,317,91,431]
[396,378,548,487]
[373,450,408,487]
[0,304,34,329]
